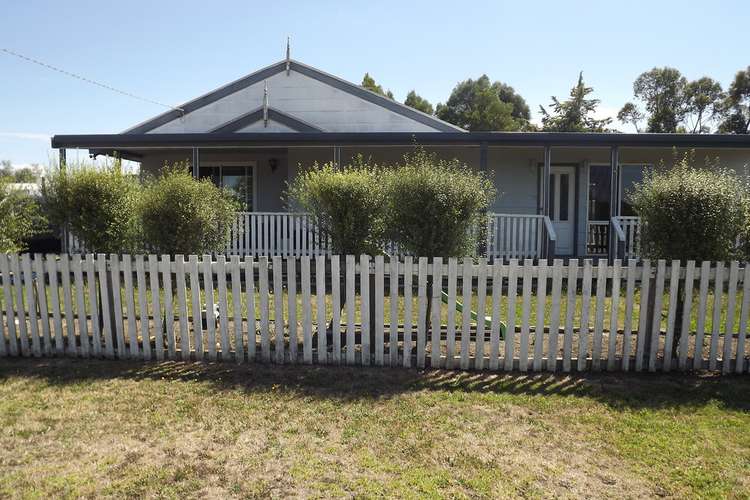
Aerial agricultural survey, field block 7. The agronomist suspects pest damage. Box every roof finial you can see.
[263,80,269,127]
[285,36,291,75]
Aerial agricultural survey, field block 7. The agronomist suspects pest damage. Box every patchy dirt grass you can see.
[0,359,748,499]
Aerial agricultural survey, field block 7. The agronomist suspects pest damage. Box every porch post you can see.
[59,149,67,253]
[608,145,620,262]
[191,148,200,178]
[333,145,341,168]
[542,145,551,216]
[479,142,488,173]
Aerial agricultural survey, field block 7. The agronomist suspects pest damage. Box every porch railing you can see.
[612,216,641,260]
[586,221,609,255]
[66,212,558,260]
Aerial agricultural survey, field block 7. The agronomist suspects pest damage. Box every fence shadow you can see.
[0,358,748,412]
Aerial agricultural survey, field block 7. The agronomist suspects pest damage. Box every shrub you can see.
[0,179,46,252]
[629,153,746,262]
[139,165,239,256]
[383,149,497,257]
[42,160,140,254]
[286,159,386,256]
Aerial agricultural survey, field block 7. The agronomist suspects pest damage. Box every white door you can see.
[548,166,575,255]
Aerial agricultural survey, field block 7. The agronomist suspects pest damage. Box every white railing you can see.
[2,253,747,373]
[486,213,555,260]
[227,212,330,257]
[613,216,641,259]
[587,221,609,255]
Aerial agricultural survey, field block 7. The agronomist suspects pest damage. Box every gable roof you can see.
[123,59,464,134]
[209,106,324,133]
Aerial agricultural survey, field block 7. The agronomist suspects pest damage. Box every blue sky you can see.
[1,0,748,167]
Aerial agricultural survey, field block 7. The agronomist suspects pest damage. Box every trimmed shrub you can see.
[286,159,386,256]
[42,161,140,254]
[139,165,239,256]
[0,179,46,253]
[629,153,746,262]
[383,150,497,257]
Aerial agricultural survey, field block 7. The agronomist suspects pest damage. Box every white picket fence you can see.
[1,253,748,373]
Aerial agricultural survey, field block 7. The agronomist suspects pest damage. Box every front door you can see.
[548,166,575,255]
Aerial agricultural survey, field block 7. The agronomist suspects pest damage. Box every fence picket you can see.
[737,264,750,374]
[374,256,385,366]
[188,256,203,361]
[621,259,637,371]
[0,255,17,356]
[519,260,533,372]
[329,256,339,364]
[474,258,488,371]
[446,258,458,370]
[316,255,327,364]
[722,261,739,374]
[533,260,547,371]
[345,255,356,365]
[135,256,150,360]
[417,257,428,369]
[21,254,40,357]
[591,259,607,371]
[606,260,622,371]
[577,260,593,372]
[693,261,711,370]
[431,257,443,369]
[709,262,724,371]
[215,256,230,360]
[46,256,63,356]
[390,257,400,367]
[244,256,257,362]
[634,260,652,372]
[230,256,243,364]
[260,256,272,363]
[678,261,696,371]
[663,261,681,372]
[175,255,190,360]
[504,259,519,371]
[33,255,51,356]
[148,255,163,361]
[547,259,563,372]
[647,260,667,372]
[274,256,286,363]
[360,255,370,366]
[122,255,140,359]
[86,255,101,357]
[11,254,30,357]
[97,254,116,359]
[460,258,473,370]
[403,256,414,368]
[489,262,503,371]
[160,255,176,360]
[64,255,80,357]
[563,260,578,372]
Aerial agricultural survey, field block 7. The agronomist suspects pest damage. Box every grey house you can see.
[52,57,750,259]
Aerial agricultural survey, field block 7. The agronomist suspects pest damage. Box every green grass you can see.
[0,359,748,498]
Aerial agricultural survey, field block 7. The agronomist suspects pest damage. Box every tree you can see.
[361,73,394,99]
[0,178,46,252]
[42,161,140,254]
[13,167,37,183]
[617,102,645,132]
[139,165,239,255]
[404,90,434,114]
[719,66,750,134]
[539,72,612,132]
[287,158,386,256]
[436,75,529,131]
[684,77,724,133]
[630,67,688,133]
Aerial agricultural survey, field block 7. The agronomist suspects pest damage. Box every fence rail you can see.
[1,253,748,374]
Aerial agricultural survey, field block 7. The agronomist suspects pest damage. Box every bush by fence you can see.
[0,253,748,374]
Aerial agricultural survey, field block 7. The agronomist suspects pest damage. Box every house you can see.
[51,57,750,259]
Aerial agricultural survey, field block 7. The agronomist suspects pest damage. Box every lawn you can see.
[0,359,748,498]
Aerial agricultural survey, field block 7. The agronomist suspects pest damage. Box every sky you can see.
[1,0,748,168]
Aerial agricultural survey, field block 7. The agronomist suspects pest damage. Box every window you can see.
[619,164,647,216]
[198,165,254,210]
[588,164,611,221]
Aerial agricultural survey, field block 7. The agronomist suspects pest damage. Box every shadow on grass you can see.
[0,358,748,412]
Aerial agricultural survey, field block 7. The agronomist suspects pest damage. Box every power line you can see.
[1,47,184,114]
